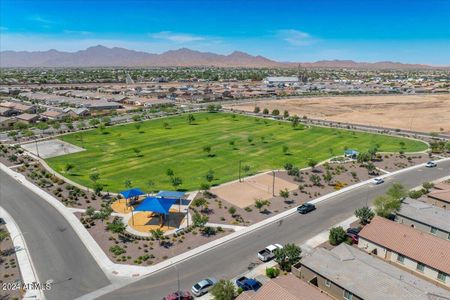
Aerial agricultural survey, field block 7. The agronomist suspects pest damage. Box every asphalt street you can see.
[98,160,450,300]
[0,169,110,300]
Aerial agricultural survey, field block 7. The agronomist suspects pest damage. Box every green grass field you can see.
[46,112,427,192]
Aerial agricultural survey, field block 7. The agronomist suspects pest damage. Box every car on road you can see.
[257,244,283,262]
[191,278,217,297]
[372,177,384,185]
[297,203,316,214]
[425,161,437,168]
[163,291,193,300]
[236,276,261,291]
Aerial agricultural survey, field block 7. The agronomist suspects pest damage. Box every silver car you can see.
[191,278,217,297]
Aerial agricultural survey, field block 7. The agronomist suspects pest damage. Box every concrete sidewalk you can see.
[0,207,44,300]
[2,157,449,283]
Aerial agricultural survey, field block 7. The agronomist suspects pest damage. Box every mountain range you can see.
[0,45,442,69]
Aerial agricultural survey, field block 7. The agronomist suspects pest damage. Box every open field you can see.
[45,112,427,192]
[225,94,450,133]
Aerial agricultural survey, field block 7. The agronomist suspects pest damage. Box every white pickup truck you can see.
[257,244,283,262]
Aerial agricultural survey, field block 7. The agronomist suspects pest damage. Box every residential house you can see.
[395,198,450,240]
[237,274,331,300]
[0,101,36,114]
[15,113,39,124]
[63,107,90,118]
[41,110,67,120]
[0,107,18,117]
[0,116,15,129]
[426,189,450,209]
[294,243,449,300]
[358,216,450,287]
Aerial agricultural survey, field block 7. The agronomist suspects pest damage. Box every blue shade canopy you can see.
[344,149,359,155]
[157,190,186,199]
[134,197,177,214]
[119,188,145,199]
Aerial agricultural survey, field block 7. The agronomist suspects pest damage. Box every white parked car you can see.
[425,161,437,168]
[191,278,217,297]
[257,244,283,262]
[372,177,384,185]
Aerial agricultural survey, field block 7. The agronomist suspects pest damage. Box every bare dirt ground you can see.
[212,173,298,208]
[225,94,450,133]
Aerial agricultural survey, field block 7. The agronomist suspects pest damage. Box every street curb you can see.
[0,206,44,300]
[2,157,450,282]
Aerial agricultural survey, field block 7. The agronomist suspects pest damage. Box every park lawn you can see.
[46,112,427,192]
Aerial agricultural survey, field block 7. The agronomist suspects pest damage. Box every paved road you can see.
[0,169,110,300]
[99,161,450,299]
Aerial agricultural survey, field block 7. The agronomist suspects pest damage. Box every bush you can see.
[329,226,347,246]
[109,245,126,256]
[266,267,280,278]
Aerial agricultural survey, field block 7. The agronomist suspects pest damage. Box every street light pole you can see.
[239,160,242,182]
[272,170,275,197]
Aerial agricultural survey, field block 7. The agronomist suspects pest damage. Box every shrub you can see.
[109,245,126,256]
[266,267,280,278]
[329,226,347,246]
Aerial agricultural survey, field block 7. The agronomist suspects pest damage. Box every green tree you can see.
[282,145,289,155]
[291,115,300,129]
[329,226,347,246]
[374,195,401,218]
[254,106,260,113]
[228,206,236,216]
[89,170,100,184]
[262,108,269,114]
[307,159,318,171]
[206,169,214,183]
[309,174,322,186]
[355,206,375,225]
[65,163,75,174]
[36,122,49,134]
[279,188,289,201]
[366,162,377,175]
[124,179,132,189]
[274,243,302,271]
[134,122,142,131]
[171,176,182,190]
[187,114,195,124]
[386,182,407,200]
[210,280,236,300]
[89,118,100,127]
[192,212,209,227]
[203,145,212,157]
[192,198,208,212]
[166,168,174,177]
[357,152,370,163]
[271,109,280,116]
[283,110,289,118]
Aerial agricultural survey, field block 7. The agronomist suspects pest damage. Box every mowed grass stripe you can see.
[46,112,427,192]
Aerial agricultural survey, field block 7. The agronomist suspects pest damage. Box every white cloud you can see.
[277,29,316,46]
[150,31,206,43]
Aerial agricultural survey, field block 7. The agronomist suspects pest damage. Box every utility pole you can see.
[35,138,40,158]
[239,160,242,182]
[272,170,276,197]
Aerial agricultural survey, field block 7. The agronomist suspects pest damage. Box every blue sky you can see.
[1,0,449,64]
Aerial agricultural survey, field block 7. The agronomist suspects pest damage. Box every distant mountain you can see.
[0,45,443,69]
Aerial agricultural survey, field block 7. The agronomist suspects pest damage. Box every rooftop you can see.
[300,244,450,300]
[397,198,450,233]
[237,274,331,300]
[359,217,450,274]
[428,189,450,203]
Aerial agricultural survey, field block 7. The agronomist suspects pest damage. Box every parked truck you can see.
[235,276,261,291]
[257,244,283,262]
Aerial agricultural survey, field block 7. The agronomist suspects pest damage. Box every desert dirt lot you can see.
[226,94,450,134]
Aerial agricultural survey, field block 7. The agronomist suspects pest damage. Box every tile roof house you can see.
[41,110,67,120]
[237,274,331,300]
[15,113,39,124]
[426,189,450,210]
[294,243,450,300]
[396,198,450,240]
[358,216,450,287]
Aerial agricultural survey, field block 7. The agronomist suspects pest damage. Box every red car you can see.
[163,291,193,300]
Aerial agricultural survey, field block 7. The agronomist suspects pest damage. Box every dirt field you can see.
[226,94,450,134]
[212,173,298,208]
